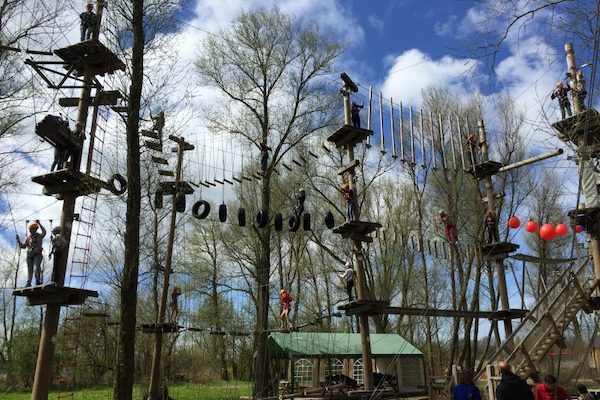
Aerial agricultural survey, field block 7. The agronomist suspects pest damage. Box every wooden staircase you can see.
[480,259,599,379]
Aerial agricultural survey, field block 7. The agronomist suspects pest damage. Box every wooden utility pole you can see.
[30,2,106,399]
[147,135,194,400]
[478,119,513,338]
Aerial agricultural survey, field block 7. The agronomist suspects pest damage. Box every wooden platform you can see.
[466,160,504,178]
[380,305,529,320]
[59,90,122,107]
[481,242,519,261]
[159,181,194,195]
[13,284,98,306]
[327,125,373,149]
[141,129,160,140]
[338,299,390,316]
[54,39,126,76]
[139,323,182,333]
[32,169,105,196]
[144,140,162,151]
[552,109,600,145]
[35,115,81,150]
[332,221,382,243]
[568,206,600,233]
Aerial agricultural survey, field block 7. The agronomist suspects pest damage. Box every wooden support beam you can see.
[337,159,360,175]
[59,90,121,107]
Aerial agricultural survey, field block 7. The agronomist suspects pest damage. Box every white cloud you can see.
[368,15,384,31]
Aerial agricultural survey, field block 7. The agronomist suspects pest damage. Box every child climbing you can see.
[485,210,500,243]
[168,286,182,325]
[279,289,293,329]
[351,102,364,128]
[259,139,271,175]
[439,211,457,243]
[466,134,484,168]
[48,226,67,284]
[66,122,86,171]
[79,2,97,42]
[551,81,572,120]
[340,181,355,221]
[294,188,306,218]
[340,261,355,301]
[16,220,47,287]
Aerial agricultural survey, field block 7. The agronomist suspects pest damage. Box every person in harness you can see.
[79,2,97,42]
[551,81,572,120]
[351,102,364,128]
[16,220,47,286]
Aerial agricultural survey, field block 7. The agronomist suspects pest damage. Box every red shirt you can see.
[342,188,353,202]
[534,383,569,400]
[280,293,293,310]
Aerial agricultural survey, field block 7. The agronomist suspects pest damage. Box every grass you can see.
[1,381,253,400]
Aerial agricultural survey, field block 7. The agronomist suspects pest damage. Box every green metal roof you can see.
[268,332,423,358]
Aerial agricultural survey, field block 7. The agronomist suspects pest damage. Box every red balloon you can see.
[539,223,556,241]
[555,223,568,237]
[575,224,583,233]
[508,216,521,229]
[525,220,539,233]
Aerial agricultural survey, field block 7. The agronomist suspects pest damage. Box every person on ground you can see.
[16,220,47,287]
[577,384,595,400]
[279,289,293,329]
[48,226,67,284]
[495,360,534,400]
[534,375,569,400]
[452,369,481,400]
[340,261,355,301]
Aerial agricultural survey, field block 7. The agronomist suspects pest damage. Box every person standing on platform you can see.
[259,139,271,175]
[351,102,364,128]
[79,2,97,42]
[439,210,457,243]
[48,226,67,284]
[340,181,355,221]
[534,375,569,400]
[68,122,86,171]
[168,286,182,325]
[340,261,355,301]
[279,289,293,329]
[294,188,306,218]
[496,361,534,400]
[16,220,47,287]
[551,81,572,120]
[485,210,500,243]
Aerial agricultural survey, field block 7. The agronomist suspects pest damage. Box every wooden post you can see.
[478,119,513,338]
[147,136,194,399]
[341,80,374,391]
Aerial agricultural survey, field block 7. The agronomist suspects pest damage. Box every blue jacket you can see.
[453,383,482,400]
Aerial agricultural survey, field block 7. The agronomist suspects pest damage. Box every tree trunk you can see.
[113,0,143,398]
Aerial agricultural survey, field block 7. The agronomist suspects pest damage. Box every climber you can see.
[550,81,572,120]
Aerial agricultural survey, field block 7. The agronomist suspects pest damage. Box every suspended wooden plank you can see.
[379,92,385,154]
[409,106,416,164]
[59,90,121,107]
[399,102,405,161]
[429,111,437,169]
[438,114,447,169]
[151,156,168,165]
[366,86,373,148]
[456,115,466,170]
[448,115,457,170]
[158,170,174,177]
[390,97,397,158]
[420,110,426,168]
[144,141,162,151]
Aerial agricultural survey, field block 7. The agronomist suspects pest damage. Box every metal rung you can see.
[73,246,90,251]
[71,260,87,264]
[69,274,87,278]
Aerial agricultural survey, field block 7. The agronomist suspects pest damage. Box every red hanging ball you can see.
[539,223,556,241]
[555,223,568,237]
[575,224,583,233]
[525,220,539,233]
[508,216,521,229]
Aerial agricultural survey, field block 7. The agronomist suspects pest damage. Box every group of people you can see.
[51,119,86,172]
[15,220,67,287]
[439,209,500,245]
[453,360,597,400]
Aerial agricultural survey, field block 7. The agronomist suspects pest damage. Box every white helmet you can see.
[345,261,352,267]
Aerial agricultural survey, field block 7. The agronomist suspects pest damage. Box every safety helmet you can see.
[556,81,563,88]
[280,289,286,294]
[52,226,61,234]
[29,222,39,230]
[439,210,445,215]
[345,261,352,267]
[299,188,305,192]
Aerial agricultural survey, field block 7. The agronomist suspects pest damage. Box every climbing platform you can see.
[59,90,122,107]
[338,299,390,316]
[12,284,98,306]
[552,109,600,145]
[466,160,504,178]
[332,221,382,243]
[139,323,182,333]
[32,169,105,197]
[54,39,126,77]
[477,259,600,379]
[380,306,528,320]
[35,115,81,150]
[159,181,194,195]
[568,206,600,233]
[141,130,160,140]
[481,242,519,261]
[327,125,373,149]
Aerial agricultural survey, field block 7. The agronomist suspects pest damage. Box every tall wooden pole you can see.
[341,85,374,391]
[147,136,193,399]
[30,3,106,399]
[478,119,513,338]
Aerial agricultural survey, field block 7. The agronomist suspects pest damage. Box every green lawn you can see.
[1,381,252,400]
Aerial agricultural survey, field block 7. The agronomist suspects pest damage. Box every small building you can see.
[268,332,426,396]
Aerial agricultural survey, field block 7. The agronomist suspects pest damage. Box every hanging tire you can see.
[289,216,300,232]
[155,188,163,209]
[303,213,311,231]
[175,192,186,213]
[219,204,227,222]
[256,210,268,228]
[274,213,283,231]
[325,211,335,229]
[238,208,246,226]
[192,200,210,219]
[107,174,127,195]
